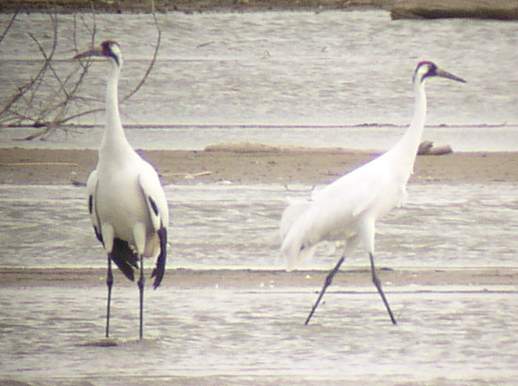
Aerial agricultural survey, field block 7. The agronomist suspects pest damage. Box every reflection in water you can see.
[0,183,517,269]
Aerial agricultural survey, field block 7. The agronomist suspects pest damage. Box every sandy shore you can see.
[2,266,518,288]
[1,146,518,185]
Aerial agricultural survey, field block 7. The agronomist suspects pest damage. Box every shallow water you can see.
[2,123,518,152]
[1,285,517,384]
[1,11,518,150]
[1,182,517,269]
[2,11,518,384]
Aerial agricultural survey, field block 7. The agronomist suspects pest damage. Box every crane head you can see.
[413,61,466,84]
[74,40,122,67]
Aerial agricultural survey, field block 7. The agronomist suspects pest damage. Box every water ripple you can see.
[0,183,517,269]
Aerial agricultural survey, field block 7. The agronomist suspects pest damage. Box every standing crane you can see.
[75,41,169,339]
[280,61,465,325]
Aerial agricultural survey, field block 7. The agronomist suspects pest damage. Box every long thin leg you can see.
[305,256,346,325]
[138,254,145,340]
[369,252,397,325]
[106,255,114,338]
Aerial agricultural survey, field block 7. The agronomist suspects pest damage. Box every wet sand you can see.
[1,146,518,185]
[1,266,518,289]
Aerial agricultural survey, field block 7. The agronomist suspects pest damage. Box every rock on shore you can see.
[391,0,518,20]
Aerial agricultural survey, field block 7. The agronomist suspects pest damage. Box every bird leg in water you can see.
[369,253,397,325]
[138,254,145,340]
[106,255,114,338]
[305,255,346,325]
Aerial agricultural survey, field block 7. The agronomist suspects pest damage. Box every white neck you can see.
[389,78,427,170]
[100,61,132,156]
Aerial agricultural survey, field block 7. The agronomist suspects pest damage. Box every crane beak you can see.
[436,68,466,83]
[73,48,104,60]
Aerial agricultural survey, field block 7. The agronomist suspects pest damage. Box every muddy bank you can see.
[1,146,518,185]
[391,0,518,20]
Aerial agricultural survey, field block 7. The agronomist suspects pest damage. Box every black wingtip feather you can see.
[111,238,139,282]
[151,226,167,289]
[93,225,103,244]
[148,196,159,216]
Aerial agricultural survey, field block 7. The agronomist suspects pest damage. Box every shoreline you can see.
[2,266,518,288]
[2,0,517,21]
[1,0,393,14]
[1,146,518,185]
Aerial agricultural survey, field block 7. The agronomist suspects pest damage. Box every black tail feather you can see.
[151,226,167,289]
[110,238,139,282]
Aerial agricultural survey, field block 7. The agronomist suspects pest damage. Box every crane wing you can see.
[281,161,387,269]
[280,198,318,270]
[86,170,103,244]
[138,164,169,289]
[280,198,310,241]
[316,170,380,218]
[138,168,169,231]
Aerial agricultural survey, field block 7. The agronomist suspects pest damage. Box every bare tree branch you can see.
[59,107,104,125]
[122,10,161,102]
[29,32,70,100]
[0,4,160,141]
[0,13,58,122]
[0,9,19,44]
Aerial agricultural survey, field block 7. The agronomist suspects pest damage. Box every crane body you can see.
[76,40,169,339]
[280,61,465,325]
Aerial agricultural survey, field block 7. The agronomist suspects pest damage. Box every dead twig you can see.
[0,9,19,44]
[0,3,160,141]
[0,12,59,130]
[121,10,161,103]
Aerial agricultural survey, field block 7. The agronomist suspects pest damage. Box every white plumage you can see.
[76,40,169,339]
[280,61,465,325]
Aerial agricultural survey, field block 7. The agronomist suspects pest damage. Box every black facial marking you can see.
[148,196,159,216]
[422,63,437,81]
[101,40,120,66]
[413,60,437,83]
